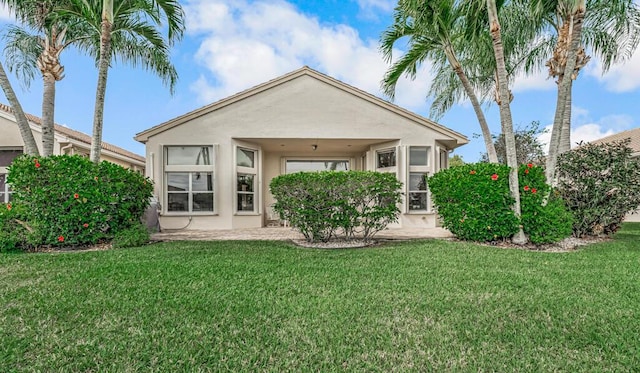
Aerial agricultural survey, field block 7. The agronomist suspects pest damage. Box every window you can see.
[165,146,214,213]
[376,148,396,168]
[0,148,23,167]
[237,174,255,211]
[408,146,430,212]
[408,173,428,210]
[0,174,12,203]
[0,148,21,204]
[439,149,448,170]
[409,146,428,166]
[285,160,349,173]
[236,147,258,213]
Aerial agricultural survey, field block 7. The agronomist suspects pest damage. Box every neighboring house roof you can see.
[134,66,469,145]
[0,103,145,163]
[589,127,640,157]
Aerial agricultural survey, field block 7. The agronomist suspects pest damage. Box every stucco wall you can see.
[145,74,461,230]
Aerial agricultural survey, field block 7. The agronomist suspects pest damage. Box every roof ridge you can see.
[0,103,144,162]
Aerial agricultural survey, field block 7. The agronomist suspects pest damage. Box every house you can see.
[0,103,145,203]
[589,127,640,222]
[134,66,468,230]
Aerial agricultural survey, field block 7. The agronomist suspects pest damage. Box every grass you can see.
[1,224,639,372]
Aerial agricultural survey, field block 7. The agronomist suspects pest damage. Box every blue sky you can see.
[1,0,639,161]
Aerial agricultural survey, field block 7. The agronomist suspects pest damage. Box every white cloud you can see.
[354,0,395,19]
[0,4,13,21]
[183,0,432,112]
[586,46,640,93]
[537,110,632,152]
[512,70,556,93]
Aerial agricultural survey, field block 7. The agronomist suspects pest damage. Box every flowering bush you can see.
[519,164,573,244]
[428,163,519,242]
[0,202,30,252]
[6,155,153,248]
[429,162,572,244]
[556,139,640,237]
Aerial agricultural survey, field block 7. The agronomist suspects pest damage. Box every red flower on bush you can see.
[6,203,11,210]
[74,193,80,199]
[58,236,64,242]
[491,174,498,181]
[35,162,41,168]
[524,185,530,191]
[83,223,89,228]
[527,163,533,168]
[525,169,529,174]
[470,170,476,175]
[531,188,537,194]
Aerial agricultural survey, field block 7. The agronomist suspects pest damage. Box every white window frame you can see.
[235,145,260,215]
[375,148,397,170]
[283,157,352,174]
[407,146,431,213]
[163,145,217,215]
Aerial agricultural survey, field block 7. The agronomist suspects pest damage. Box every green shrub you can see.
[0,203,30,252]
[428,163,519,242]
[556,139,640,237]
[518,164,573,244]
[429,162,572,244]
[7,155,153,248]
[112,223,150,249]
[270,171,402,242]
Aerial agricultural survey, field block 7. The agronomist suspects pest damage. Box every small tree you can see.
[449,154,465,167]
[481,121,546,165]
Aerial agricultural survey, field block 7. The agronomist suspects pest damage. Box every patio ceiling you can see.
[238,138,396,153]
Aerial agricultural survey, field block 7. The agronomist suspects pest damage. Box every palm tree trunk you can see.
[446,48,498,163]
[90,3,113,164]
[41,73,56,156]
[487,0,526,244]
[0,62,40,156]
[545,1,586,184]
[558,82,573,154]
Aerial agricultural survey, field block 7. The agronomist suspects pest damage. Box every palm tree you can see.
[0,0,43,156]
[61,0,184,163]
[0,62,39,155]
[484,0,526,244]
[380,0,499,163]
[3,0,74,156]
[527,0,640,183]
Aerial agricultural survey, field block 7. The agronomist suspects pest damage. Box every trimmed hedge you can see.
[429,163,572,244]
[270,171,402,242]
[3,155,153,249]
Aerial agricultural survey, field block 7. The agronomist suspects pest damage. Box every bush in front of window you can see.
[270,171,402,243]
[7,155,153,249]
[555,139,640,237]
[428,162,572,244]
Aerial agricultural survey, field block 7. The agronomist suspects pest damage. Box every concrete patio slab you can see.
[151,227,453,242]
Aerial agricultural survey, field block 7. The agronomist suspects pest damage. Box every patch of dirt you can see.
[476,236,611,252]
[292,238,377,249]
[31,242,114,253]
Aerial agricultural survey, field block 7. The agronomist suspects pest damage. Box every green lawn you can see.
[1,224,639,372]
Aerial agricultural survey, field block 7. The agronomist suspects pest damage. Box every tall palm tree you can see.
[381,0,500,163]
[3,0,75,156]
[0,0,42,156]
[61,0,184,163]
[525,0,640,183]
[0,62,39,155]
[485,0,526,244]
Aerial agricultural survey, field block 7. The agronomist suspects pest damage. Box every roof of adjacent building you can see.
[134,66,469,145]
[0,103,145,163]
[589,127,640,155]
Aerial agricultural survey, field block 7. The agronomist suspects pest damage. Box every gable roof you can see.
[589,127,640,156]
[134,66,468,145]
[0,103,145,163]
